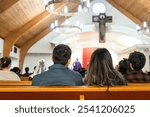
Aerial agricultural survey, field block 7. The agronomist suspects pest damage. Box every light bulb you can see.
[54,20,58,26]
[146,28,150,33]
[51,23,54,29]
[64,6,68,13]
[78,5,82,12]
[143,21,147,28]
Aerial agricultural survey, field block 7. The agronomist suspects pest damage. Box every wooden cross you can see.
[92,13,112,43]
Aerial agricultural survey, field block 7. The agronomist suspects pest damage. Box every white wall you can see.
[11,58,19,69]
[28,42,53,53]
[23,53,53,73]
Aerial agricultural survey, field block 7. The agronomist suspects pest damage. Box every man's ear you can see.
[65,58,71,67]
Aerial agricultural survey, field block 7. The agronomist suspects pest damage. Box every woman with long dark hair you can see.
[86,48,127,86]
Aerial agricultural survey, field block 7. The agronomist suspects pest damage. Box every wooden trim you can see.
[80,95,85,100]
[0,84,150,92]
[0,84,150,99]
[0,0,19,13]
[107,0,141,24]
[0,81,31,86]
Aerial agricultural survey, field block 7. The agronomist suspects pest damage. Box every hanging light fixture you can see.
[44,0,90,33]
[136,21,150,34]
[44,0,90,16]
[50,18,83,33]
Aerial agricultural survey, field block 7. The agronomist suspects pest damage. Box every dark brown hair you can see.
[0,57,11,70]
[86,48,126,86]
[53,44,71,65]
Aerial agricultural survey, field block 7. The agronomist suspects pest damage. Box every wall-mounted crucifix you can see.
[92,13,112,43]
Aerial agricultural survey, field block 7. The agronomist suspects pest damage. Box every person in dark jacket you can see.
[32,44,83,86]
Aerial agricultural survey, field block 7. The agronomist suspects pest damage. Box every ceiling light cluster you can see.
[136,21,150,34]
[45,0,90,16]
[44,0,90,33]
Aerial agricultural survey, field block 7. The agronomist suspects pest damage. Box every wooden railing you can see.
[20,76,29,81]
[0,81,32,86]
[0,83,149,100]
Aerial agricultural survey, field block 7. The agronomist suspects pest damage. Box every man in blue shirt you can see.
[32,44,83,86]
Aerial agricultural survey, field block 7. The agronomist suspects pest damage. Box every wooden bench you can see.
[0,81,32,86]
[0,83,150,100]
[20,76,29,81]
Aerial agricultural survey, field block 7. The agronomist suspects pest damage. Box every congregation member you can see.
[10,67,21,77]
[85,48,127,86]
[126,51,150,83]
[117,58,131,77]
[0,57,20,81]
[29,59,48,79]
[22,67,32,77]
[32,44,83,86]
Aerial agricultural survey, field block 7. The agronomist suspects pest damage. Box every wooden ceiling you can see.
[108,0,150,24]
[0,0,150,48]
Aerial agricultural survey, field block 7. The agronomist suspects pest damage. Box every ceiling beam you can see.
[3,3,67,57]
[0,0,19,13]
[107,0,141,24]
[19,27,51,70]
[3,11,50,57]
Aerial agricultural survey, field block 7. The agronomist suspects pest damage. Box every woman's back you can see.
[86,48,127,86]
[0,71,20,81]
[0,57,20,81]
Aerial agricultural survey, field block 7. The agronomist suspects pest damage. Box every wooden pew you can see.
[0,83,150,100]
[0,81,32,86]
[20,76,29,81]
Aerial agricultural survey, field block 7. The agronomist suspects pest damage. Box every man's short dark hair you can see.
[128,51,146,71]
[53,44,71,65]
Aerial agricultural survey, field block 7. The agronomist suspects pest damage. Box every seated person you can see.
[85,48,127,86]
[32,44,83,86]
[0,57,20,81]
[77,67,87,78]
[118,58,131,77]
[29,59,48,80]
[22,67,32,77]
[10,67,21,77]
[126,51,150,83]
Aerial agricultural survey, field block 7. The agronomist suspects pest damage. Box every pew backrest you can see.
[20,76,29,81]
[0,83,150,100]
[0,81,32,86]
